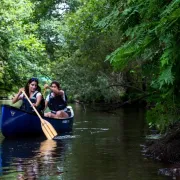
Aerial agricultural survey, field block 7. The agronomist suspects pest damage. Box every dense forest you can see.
[0,0,180,132]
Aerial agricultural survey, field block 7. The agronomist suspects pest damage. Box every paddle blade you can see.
[41,119,58,140]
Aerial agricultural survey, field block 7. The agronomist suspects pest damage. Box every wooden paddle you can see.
[22,90,57,140]
[43,88,46,97]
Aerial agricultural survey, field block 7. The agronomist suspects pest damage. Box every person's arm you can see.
[44,100,48,110]
[43,94,50,111]
[33,94,42,107]
[12,88,24,104]
[44,84,63,96]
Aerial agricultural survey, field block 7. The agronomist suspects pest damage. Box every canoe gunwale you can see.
[1,104,74,120]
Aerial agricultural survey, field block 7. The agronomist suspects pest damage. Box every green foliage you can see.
[95,0,180,129]
[38,0,126,102]
[103,0,179,84]
[50,55,125,103]
[31,0,81,20]
[146,97,180,132]
[0,0,49,91]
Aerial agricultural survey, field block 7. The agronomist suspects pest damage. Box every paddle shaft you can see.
[22,91,43,122]
[43,88,46,98]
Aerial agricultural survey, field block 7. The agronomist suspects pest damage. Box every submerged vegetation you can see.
[0,0,180,132]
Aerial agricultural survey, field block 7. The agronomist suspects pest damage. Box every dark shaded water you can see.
[0,101,172,179]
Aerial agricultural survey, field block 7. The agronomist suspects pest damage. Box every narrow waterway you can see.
[0,101,171,179]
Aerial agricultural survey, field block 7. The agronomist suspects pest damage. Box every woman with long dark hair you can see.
[12,78,44,113]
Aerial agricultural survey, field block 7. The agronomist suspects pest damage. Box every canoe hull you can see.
[0,105,74,138]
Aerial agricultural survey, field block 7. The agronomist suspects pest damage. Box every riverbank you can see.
[144,122,180,163]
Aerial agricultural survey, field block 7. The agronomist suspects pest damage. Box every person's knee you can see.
[61,111,69,118]
[65,112,69,117]
[45,111,68,119]
[56,111,62,117]
[44,112,51,117]
[44,112,48,117]
[56,111,68,118]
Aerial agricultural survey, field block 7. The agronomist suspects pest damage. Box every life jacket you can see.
[20,91,45,113]
[48,92,67,111]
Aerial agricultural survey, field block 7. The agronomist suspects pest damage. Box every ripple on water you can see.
[54,135,79,140]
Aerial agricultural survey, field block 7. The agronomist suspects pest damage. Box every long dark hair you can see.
[25,78,41,97]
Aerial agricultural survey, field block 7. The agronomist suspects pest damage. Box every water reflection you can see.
[16,140,58,179]
[0,137,72,179]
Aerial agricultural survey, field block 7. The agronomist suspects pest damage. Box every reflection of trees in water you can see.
[1,138,71,179]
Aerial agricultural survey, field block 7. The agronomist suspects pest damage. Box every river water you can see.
[0,101,172,179]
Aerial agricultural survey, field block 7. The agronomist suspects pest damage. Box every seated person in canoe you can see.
[44,81,69,119]
[12,77,44,114]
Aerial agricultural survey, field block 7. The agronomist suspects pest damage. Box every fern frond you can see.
[106,33,155,70]
[158,65,174,88]
[96,6,120,29]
